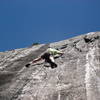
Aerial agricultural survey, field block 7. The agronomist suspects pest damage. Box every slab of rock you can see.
[0,32,100,100]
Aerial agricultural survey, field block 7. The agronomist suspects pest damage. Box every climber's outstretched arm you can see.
[58,52,64,55]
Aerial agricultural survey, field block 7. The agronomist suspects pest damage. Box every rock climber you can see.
[25,48,64,68]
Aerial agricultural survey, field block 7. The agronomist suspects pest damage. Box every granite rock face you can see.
[0,32,100,100]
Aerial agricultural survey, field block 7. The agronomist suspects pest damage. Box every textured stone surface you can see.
[0,32,100,100]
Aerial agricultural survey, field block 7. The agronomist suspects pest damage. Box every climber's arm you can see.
[57,51,64,55]
[54,49,64,55]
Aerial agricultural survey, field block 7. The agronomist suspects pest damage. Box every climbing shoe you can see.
[25,63,31,68]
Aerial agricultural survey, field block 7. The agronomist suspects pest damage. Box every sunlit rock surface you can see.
[0,32,100,100]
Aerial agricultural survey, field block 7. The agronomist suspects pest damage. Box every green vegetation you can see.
[31,42,40,46]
